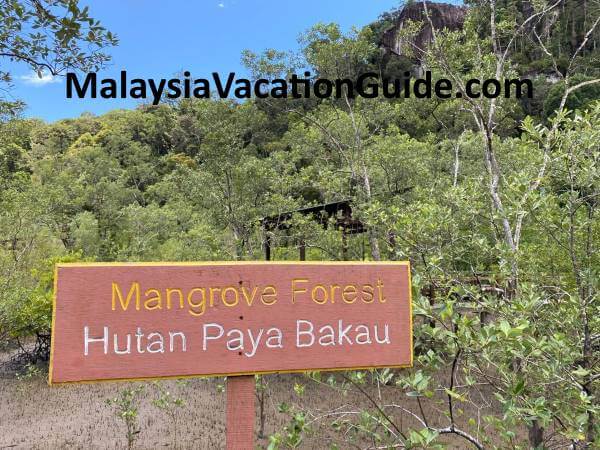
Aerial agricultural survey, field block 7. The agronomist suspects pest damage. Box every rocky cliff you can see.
[381,2,467,59]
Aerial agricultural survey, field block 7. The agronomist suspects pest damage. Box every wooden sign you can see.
[49,262,412,384]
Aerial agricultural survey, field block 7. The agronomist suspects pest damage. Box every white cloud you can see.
[20,70,61,86]
[218,2,225,7]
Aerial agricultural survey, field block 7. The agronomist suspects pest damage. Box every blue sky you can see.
[9,0,404,122]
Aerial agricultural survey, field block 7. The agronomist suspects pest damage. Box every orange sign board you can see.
[49,262,412,384]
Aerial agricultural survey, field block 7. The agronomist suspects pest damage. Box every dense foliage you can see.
[0,0,598,448]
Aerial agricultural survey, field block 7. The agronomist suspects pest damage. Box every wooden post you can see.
[226,375,255,450]
[264,233,271,262]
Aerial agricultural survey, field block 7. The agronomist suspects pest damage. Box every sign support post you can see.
[226,375,255,450]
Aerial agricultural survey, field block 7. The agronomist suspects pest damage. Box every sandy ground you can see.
[1,374,225,449]
[0,353,522,449]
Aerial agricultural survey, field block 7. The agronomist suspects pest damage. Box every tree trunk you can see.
[528,420,544,449]
[362,168,381,261]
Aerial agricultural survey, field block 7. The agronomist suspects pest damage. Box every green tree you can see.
[0,0,117,117]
